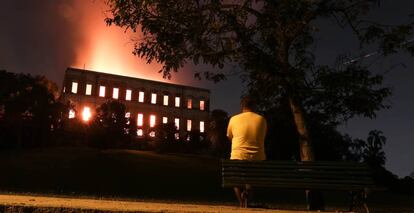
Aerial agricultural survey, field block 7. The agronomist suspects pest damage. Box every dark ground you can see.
[0,147,412,212]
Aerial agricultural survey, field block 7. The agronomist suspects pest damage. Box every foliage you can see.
[89,100,136,148]
[105,0,414,165]
[207,109,230,157]
[0,70,66,149]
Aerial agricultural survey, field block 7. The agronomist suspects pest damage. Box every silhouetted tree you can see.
[90,100,133,148]
[105,0,413,164]
[0,70,65,149]
[207,109,230,157]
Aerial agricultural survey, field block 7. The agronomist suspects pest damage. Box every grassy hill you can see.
[0,147,413,212]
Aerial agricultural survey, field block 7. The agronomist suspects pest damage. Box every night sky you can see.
[0,0,413,177]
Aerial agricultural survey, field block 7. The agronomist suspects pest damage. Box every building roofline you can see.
[66,67,210,93]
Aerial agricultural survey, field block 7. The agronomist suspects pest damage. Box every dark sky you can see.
[0,0,413,177]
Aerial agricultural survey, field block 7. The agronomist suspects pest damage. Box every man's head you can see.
[240,96,255,112]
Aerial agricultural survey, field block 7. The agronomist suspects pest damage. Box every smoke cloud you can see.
[0,0,197,86]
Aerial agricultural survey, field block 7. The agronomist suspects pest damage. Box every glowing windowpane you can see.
[68,109,75,119]
[162,117,168,124]
[149,131,155,137]
[174,133,180,140]
[163,95,169,106]
[82,107,91,122]
[71,82,78,94]
[137,129,143,136]
[200,100,205,111]
[174,118,180,130]
[150,115,156,127]
[113,88,119,99]
[200,121,205,133]
[85,84,92,95]
[138,91,144,103]
[175,97,180,107]
[125,112,130,118]
[137,113,143,126]
[187,99,192,109]
[187,120,192,131]
[126,90,132,101]
[99,86,106,97]
[151,93,157,104]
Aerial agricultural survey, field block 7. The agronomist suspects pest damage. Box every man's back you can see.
[227,112,267,160]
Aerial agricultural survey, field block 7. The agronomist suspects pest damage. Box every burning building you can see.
[60,67,210,137]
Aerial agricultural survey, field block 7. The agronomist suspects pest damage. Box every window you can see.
[187,120,192,131]
[85,84,92,95]
[99,86,106,97]
[137,113,143,127]
[138,91,144,103]
[175,97,180,107]
[68,109,75,119]
[163,95,169,106]
[113,88,119,99]
[162,117,168,124]
[63,87,66,93]
[187,99,192,109]
[137,129,143,136]
[149,131,156,137]
[200,121,205,133]
[125,89,132,101]
[150,115,156,127]
[125,112,130,124]
[71,82,78,94]
[200,100,205,111]
[82,107,91,122]
[174,118,180,130]
[151,93,157,104]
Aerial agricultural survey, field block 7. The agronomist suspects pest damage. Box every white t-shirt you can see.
[227,111,267,160]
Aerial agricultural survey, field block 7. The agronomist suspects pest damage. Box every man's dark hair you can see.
[241,96,256,111]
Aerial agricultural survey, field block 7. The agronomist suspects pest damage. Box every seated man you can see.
[226,96,267,207]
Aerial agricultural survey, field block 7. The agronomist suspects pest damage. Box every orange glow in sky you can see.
[70,0,184,84]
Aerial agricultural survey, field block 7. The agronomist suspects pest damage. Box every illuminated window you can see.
[137,129,143,136]
[187,99,192,109]
[175,97,180,107]
[151,93,157,104]
[68,109,75,119]
[63,87,66,93]
[200,121,205,133]
[162,117,168,124]
[125,89,132,101]
[125,112,130,125]
[85,84,92,95]
[113,88,119,99]
[149,131,155,137]
[138,91,144,103]
[200,100,205,111]
[71,82,78,94]
[163,95,169,106]
[174,133,180,140]
[82,107,91,122]
[150,115,156,127]
[137,113,143,127]
[187,120,192,131]
[99,86,106,97]
[174,118,180,130]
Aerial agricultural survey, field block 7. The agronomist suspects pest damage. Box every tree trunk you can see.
[288,97,314,161]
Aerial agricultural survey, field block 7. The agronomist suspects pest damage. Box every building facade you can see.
[60,67,210,137]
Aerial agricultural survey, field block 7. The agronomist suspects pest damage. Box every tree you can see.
[105,0,413,163]
[0,70,65,148]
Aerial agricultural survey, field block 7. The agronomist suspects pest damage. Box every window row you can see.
[69,108,205,133]
[69,82,206,110]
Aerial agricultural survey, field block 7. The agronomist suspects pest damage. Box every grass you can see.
[0,147,413,212]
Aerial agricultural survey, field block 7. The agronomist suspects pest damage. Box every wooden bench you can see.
[222,160,380,212]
